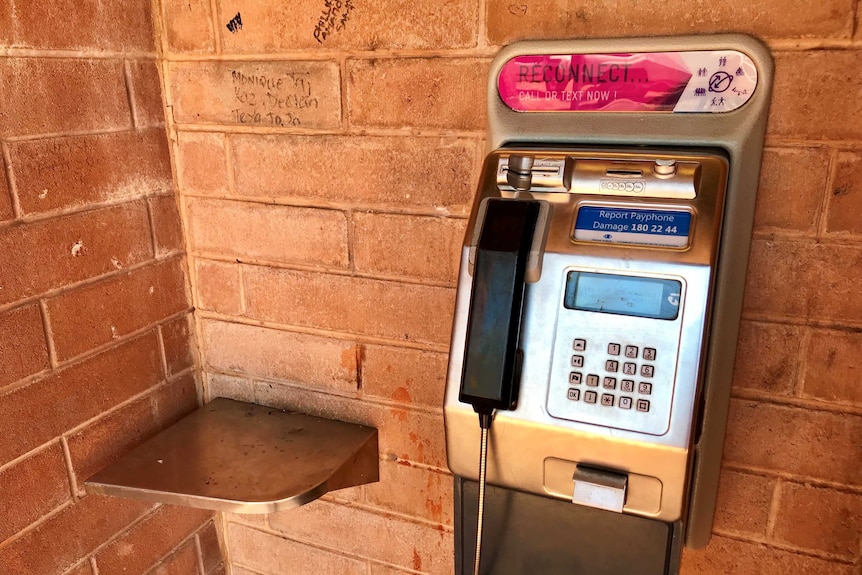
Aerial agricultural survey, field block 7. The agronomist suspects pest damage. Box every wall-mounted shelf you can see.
[85,398,379,514]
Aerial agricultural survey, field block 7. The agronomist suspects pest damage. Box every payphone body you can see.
[444,35,772,575]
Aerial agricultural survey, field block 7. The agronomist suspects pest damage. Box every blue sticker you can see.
[574,207,692,248]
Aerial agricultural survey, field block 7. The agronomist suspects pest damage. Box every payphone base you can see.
[455,477,682,575]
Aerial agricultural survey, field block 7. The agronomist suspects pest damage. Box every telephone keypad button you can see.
[641,365,654,378]
[602,377,617,390]
[636,399,650,412]
[586,374,599,387]
[571,355,584,367]
[567,388,581,401]
[643,347,657,361]
[569,372,582,385]
[638,382,652,395]
[623,362,636,376]
[605,360,619,372]
[625,345,638,358]
[608,343,621,356]
[620,379,635,393]
[573,338,587,351]
[601,394,614,407]
[619,397,633,410]
[584,391,598,404]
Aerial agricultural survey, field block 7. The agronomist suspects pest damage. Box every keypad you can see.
[561,337,657,414]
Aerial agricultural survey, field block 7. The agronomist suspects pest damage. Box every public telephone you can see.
[443,36,773,575]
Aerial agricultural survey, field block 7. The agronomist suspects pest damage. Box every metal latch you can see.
[572,465,628,513]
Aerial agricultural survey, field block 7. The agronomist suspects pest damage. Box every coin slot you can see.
[606,169,644,177]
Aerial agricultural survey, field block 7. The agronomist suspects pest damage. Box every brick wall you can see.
[0,2,223,574]
[161,1,862,574]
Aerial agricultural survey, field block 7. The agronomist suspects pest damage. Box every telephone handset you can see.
[459,198,539,422]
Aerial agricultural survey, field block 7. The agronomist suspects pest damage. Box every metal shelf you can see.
[85,398,379,514]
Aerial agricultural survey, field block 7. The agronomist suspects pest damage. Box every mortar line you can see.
[194,532,207,574]
[210,0,223,54]
[764,478,783,540]
[0,47,158,59]
[729,387,862,416]
[89,557,100,575]
[0,194,167,231]
[816,147,840,238]
[200,253,459,288]
[709,529,856,564]
[123,59,141,130]
[0,500,74,550]
[476,0,488,49]
[1,141,22,219]
[792,327,813,397]
[38,299,59,369]
[2,125,136,144]
[59,435,82,498]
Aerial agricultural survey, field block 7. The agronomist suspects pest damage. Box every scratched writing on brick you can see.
[230,70,319,126]
[313,0,355,43]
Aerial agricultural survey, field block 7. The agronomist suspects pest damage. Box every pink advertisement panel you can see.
[498,51,757,113]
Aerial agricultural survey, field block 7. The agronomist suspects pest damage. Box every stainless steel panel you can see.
[444,147,727,524]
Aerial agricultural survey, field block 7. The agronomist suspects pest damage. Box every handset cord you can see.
[473,412,493,575]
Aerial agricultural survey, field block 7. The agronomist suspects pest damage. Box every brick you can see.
[150,538,200,575]
[207,372,255,402]
[11,0,154,51]
[67,396,159,489]
[255,381,446,468]
[826,151,862,235]
[202,320,358,393]
[712,470,775,536]
[129,60,166,129]
[96,505,212,575]
[150,196,184,256]
[772,482,862,557]
[486,0,853,44]
[0,443,72,542]
[769,51,862,141]
[353,213,466,283]
[244,267,456,345]
[347,58,488,130]
[723,399,862,485]
[163,0,216,52]
[227,523,366,575]
[195,260,243,315]
[47,258,189,361]
[152,373,200,427]
[176,132,229,196]
[0,304,49,388]
[231,134,478,213]
[161,315,195,377]
[0,202,152,307]
[0,332,162,465]
[268,500,453,574]
[365,460,453,525]
[0,2,12,47]
[0,495,152,575]
[0,58,131,137]
[753,148,828,232]
[680,534,854,575]
[362,344,448,408]
[10,130,172,216]
[801,329,862,406]
[218,0,476,52]
[743,239,862,323]
[731,321,801,396]
[198,522,223,574]
[168,61,341,130]
[186,198,348,267]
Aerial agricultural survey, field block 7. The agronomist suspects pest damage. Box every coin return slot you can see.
[605,169,644,176]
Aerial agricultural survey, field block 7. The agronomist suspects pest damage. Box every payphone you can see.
[444,36,772,575]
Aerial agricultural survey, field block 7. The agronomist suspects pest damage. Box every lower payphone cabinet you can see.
[455,478,683,575]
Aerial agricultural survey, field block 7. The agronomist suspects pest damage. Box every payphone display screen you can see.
[564,272,681,320]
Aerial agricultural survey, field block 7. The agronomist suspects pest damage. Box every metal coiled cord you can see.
[472,426,489,575]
